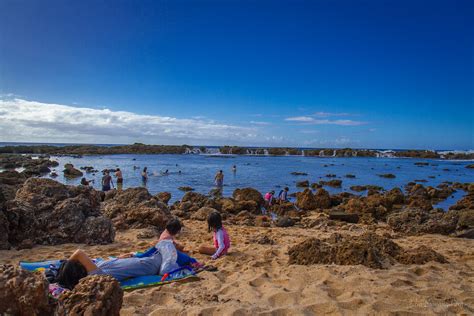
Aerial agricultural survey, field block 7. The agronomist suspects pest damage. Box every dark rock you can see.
[155,192,172,204]
[290,172,308,176]
[345,174,356,178]
[295,188,331,210]
[178,186,195,192]
[191,207,217,221]
[296,180,309,187]
[56,275,123,316]
[0,264,53,315]
[276,217,294,227]
[378,173,396,179]
[102,187,171,230]
[4,178,114,246]
[63,163,83,178]
[328,211,359,223]
[288,232,446,269]
[319,179,342,188]
[232,188,264,208]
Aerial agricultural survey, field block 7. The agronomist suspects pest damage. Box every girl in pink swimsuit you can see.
[199,212,230,260]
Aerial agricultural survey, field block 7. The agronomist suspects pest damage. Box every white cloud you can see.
[250,121,271,125]
[0,98,261,145]
[285,116,366,126]
[285,116,315,122]
[314,111,352,117]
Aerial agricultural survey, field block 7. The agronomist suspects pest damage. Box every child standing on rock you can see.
[199,212,231,260]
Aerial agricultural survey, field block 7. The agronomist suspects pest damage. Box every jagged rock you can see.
[102,187,171,230]
[0,264,53,315]
[296,180,309,187]
[191,207,217,221]
[4,178,114,246]
[56,275,123,316]
[255,215,271,227]
[288,232,446,269]
[295,188,331,210]
[270,202,298,216]
[378,173,396,178]
[178,186,195,192]
[155,192,172,204]
[276,217,294,227]
[387,208,458,235]
[310,182,322,189]
[253,234,275,244]
[385,188,405,205]
[231,210,255,226]
[314,188,332,209]
[319,179,342,187]
[329,211,359,223]
[63,163,83,178]
[395,246,448,264]
[232,188,265,208]
[180,192,211,212]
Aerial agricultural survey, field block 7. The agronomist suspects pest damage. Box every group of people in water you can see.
[55,212,231,291]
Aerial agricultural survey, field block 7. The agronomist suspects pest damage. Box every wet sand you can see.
[1,220,473,315]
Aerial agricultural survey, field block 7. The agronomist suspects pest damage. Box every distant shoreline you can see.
[0,143,473,160]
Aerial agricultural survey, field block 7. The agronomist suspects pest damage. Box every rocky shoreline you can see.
[0,154,473,314]
[1,143,473,159]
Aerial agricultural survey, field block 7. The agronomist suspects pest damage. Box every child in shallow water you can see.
[199,212,231,260]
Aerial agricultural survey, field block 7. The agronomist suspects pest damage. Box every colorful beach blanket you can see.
[20,259,200,292]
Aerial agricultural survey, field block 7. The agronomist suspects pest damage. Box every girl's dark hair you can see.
[55,260,87,290]
[166,218,182,235]
[143,167,147,172]
[207,212,222,232]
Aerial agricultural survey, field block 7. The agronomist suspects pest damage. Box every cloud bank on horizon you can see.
[0,98,263,145]
[0,97,371,147]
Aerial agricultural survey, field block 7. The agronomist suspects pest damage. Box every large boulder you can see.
[102,187,171,230]
[288,232,446,269]
[191,207,217,221]
[4,178,114,247]
[232,188,265,214]
[295,188,331,210]
[63,163,83,178]
[0,264,53,315]
[387,208,458,235]
[56,275,123,316]
[155,192,172,204]
[232,188,265,208]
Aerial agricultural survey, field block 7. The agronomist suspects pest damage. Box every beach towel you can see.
[20,258,200,292]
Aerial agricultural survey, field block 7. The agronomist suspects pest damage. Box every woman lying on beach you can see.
[57,220,197,289]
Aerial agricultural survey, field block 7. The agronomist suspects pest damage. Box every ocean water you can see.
[42,154,473,208]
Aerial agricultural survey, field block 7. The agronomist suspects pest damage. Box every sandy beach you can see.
[2,219,473,315]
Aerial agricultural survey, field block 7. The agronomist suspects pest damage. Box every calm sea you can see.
[42,154,473,209]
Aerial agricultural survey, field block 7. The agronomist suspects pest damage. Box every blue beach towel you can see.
[20,257,200,291]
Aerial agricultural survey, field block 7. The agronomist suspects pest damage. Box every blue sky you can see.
[0,0,472,149]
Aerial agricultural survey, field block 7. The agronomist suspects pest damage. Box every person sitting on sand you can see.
[115,168,123,190]
[158,218,185,251]
[101,171,114,192]
[214,170,224,187]
[278,187,289,203]
[264,190,275,208]
[199,212,231,260]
